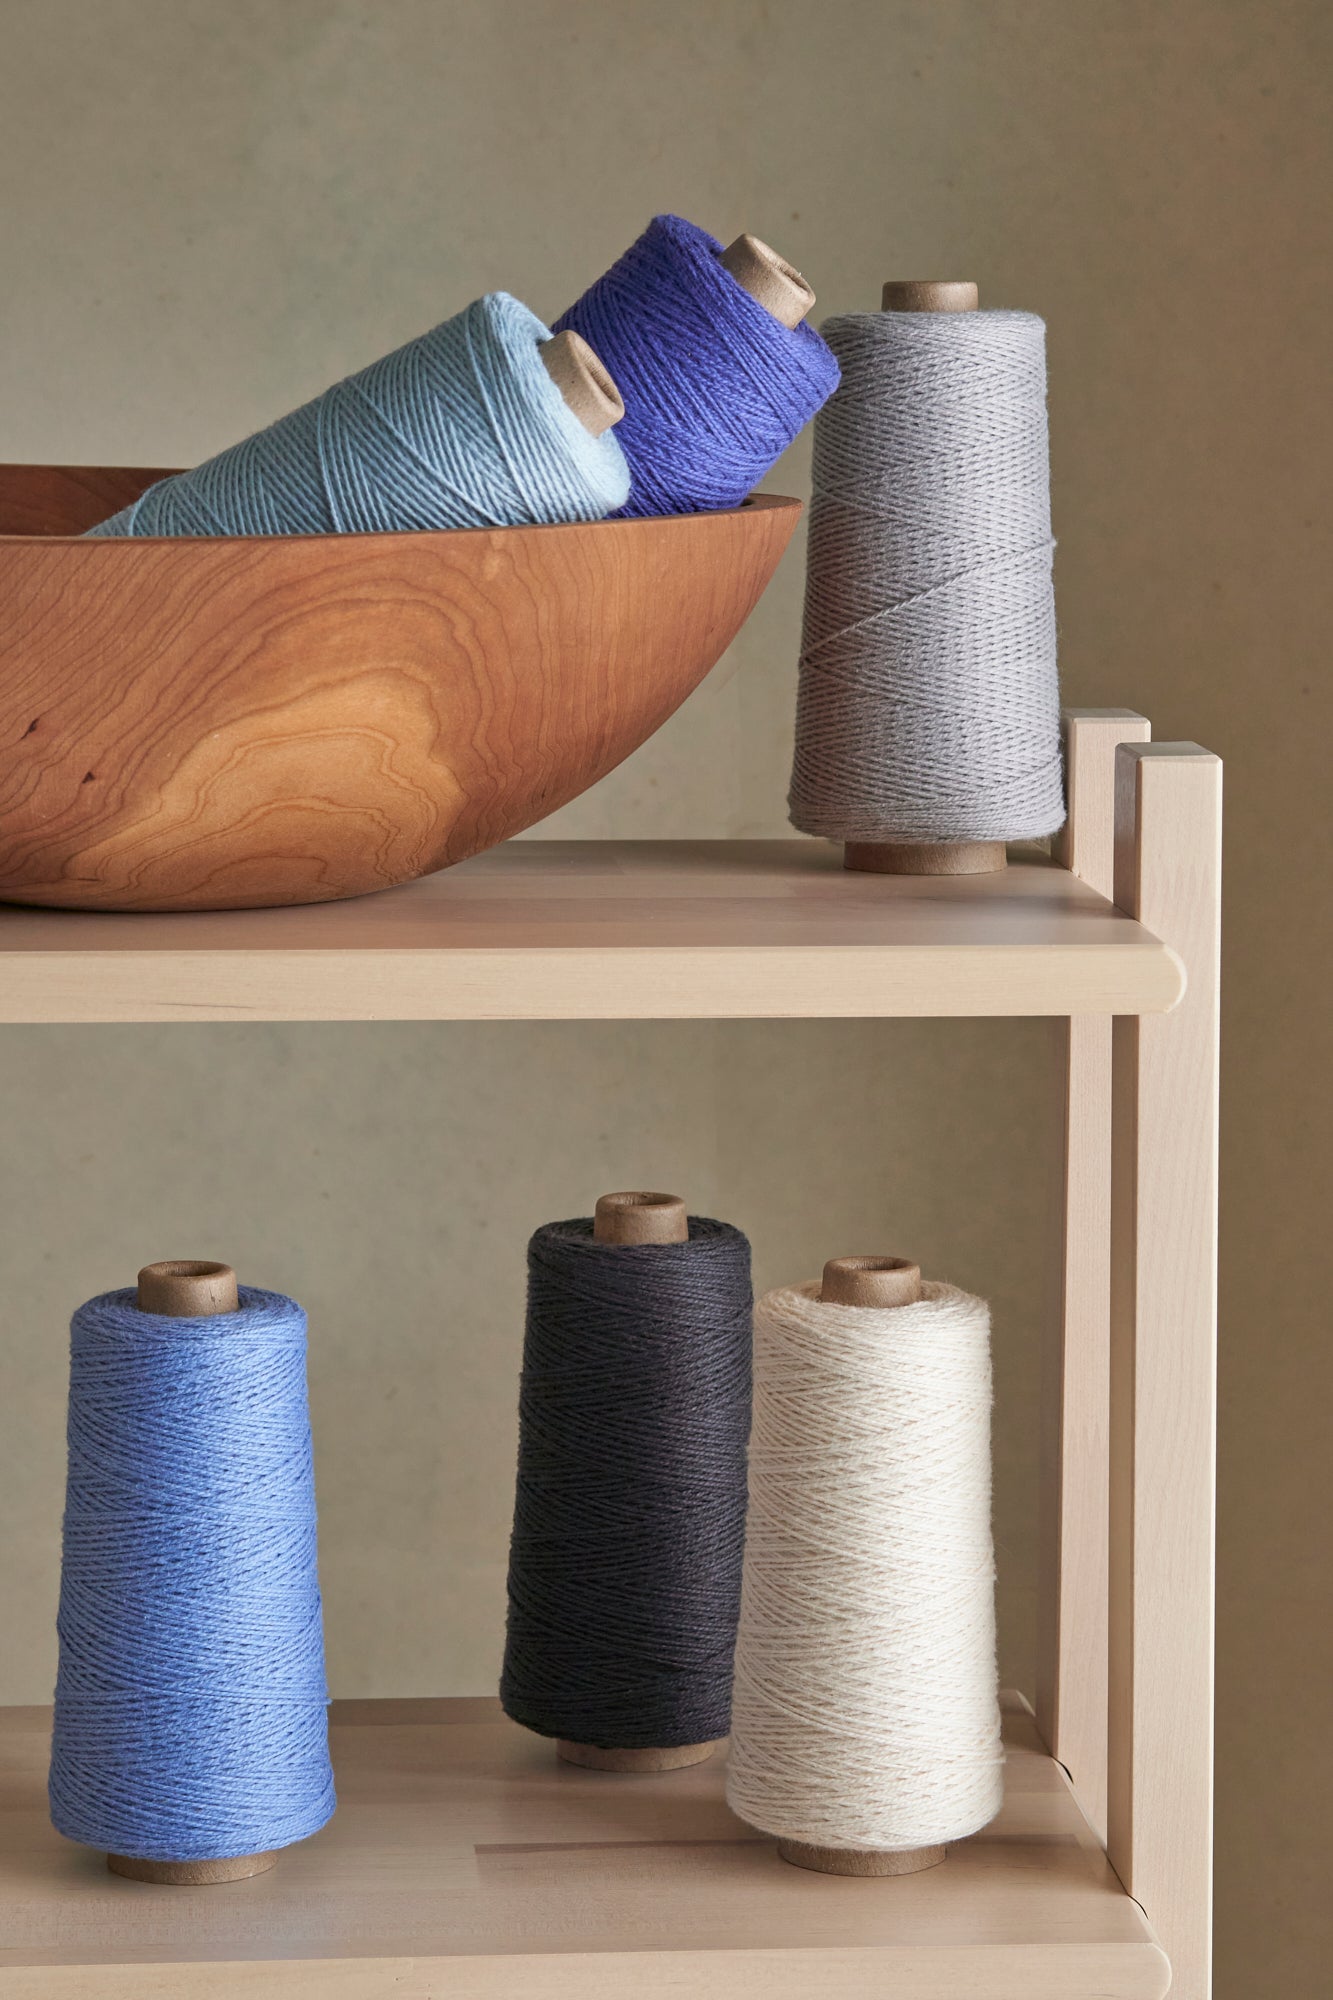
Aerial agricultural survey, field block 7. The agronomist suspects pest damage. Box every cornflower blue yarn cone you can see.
[555,213,840,518]
[87,293,629,538]
[49,1284,336,1863]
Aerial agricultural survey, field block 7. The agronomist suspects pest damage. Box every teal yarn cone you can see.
[87,293,630,538]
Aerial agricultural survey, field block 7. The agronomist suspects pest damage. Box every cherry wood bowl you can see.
[0,467,800,912]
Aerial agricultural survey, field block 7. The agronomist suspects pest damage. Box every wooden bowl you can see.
[0,467,800,912]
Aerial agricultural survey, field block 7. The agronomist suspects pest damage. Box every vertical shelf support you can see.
[1108,742,1222,2000]
[1038,709,1150,1842]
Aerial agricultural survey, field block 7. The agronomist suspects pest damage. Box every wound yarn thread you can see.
[727,1280,1003,1851]
[555,213,840,518]
[49,1285,335,1861]
[789,310,1065,844]
[500,1216,753,1749]
[87,292,629,538]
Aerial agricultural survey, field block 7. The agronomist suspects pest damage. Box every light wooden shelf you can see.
[0,838,1181,1024]
[0,718,1218,1995]
[0,1694,1168,1999]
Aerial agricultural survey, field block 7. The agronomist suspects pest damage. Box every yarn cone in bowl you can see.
[0,467,799,912]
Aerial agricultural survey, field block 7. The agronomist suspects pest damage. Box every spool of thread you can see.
[555,214,840,517]
[87,298,629,537]
[500,1192,752,1771]
[49,1260,335,1883]
[789,279,1066,875]
[727,1254,1003,1874]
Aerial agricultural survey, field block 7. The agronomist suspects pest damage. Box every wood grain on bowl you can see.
[0,469,800,911]
[0,464,179,537]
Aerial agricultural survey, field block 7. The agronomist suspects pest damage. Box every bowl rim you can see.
[0,484,801,551]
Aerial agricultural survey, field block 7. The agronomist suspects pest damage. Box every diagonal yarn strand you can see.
[49,1285,335,1861]
[501,1216,752,1749]
[556,214,839,518]
[727,1280,1003,1852]
[86,293,629,538]
[789,309,1065,844]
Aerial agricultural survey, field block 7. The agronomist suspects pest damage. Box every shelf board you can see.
[0,1693,1166,1998]
[0,840,1181,1024]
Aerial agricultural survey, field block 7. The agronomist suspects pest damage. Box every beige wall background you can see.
[0,2,1327,1990]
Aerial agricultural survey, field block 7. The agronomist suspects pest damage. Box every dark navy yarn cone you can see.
[49,1285,335,1861]
[555,213,840,518]
[501,1216,753,1750]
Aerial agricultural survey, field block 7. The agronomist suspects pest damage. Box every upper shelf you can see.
[0,838,1182,1024]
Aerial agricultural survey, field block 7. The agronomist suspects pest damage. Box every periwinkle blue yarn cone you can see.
[49,1286,335,1861]
[87,292,630,538]
[554,213,840,518]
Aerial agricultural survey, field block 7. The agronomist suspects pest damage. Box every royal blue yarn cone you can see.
[555,213,840,517]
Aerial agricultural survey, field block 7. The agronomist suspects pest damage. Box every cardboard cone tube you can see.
[776,1253,946,1880]
[592,1190,689,1246]
[106,1262,277,1887]
[135,1258,239,1318]
[843,839,1007,877]
[818,1254,922,1309]
[881,279,978,314]
[557,1192,718,1773]
[539,329,625,436]
[721,234,815,329]
[842,278,1006,882]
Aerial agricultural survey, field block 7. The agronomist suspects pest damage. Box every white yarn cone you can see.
[727,1279,1004,1854]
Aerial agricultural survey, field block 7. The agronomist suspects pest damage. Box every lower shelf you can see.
[0,1693,1167,1998]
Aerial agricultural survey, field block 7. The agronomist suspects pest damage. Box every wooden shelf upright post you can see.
[1109,743,1222,2000]
[1038,708,1151,1844]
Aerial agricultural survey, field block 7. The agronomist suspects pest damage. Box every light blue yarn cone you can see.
[87,292,630,538]
[49,1285,336,1861]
